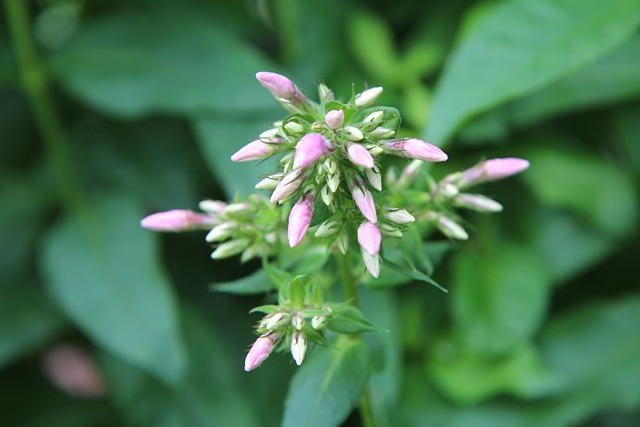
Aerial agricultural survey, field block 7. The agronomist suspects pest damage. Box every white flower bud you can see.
[365,167,382,191]
[266,312,290,331]
[327,172,340,193]
[383,209,415,224]
[364,111,384,124]
[369,126,395,139]
[312,316,327,330]
[259,128,280,140]
[291,314,304,330]
[211,238,251,259]
[284,122,305,134]
[291,332,307,366]
[453,194,504,212]
[355,87,383,108]
[440,183,459,198]
[344,125,364,141]
[324,158,338,174]
[337,233,349,255]
[255,174,282,190]
[198,200,227,214]
[320,184,334,206]
[367,145,384,156]
[206,222,235,242]
[379,223,403,237]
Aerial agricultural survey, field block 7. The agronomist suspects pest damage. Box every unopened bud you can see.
[367,144,385,156]
[244,333,278,371]
[383,209,415,224]
[211,238,251,259]
[318,84,334,102]
[266,312,290,331]
[224,202,250,214]
[355,87,383,108]
[457,158,530,188]
[347,143,375,168]
[256,72,298,100]
[140,210,216,232]
[427,212,468,240]
[350,178,377,223]
[320,185,334,206]
[453,193,504,212]
[440,183,459,198]
[364,111,384,125]
[255,174,283,190]
[365,166,382,191]
[324,158,338,174]
[369,126,395,139]
[344,125,364,141]
[379,223,403,237]
[284,122,305,134]
[291,332,307,366]
[231,140,278,162]
[361,250,381,278]
[386,138,447,162]
[292,314,305,330]
[198,200,227,214]
[259,128,280,140]
[241,245,262,263]
[293,133,333,169]
[312,316,327,330]
[337,233,349,255]
[271,169,307,203]
[358,222,382,256]
[206,222,236,242]
[325,109,345,130]
[288,194,314,248]
[327,172,340,193]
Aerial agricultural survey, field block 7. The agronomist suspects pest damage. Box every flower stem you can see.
[333,253,378,427]
[4,0,92,226]
[335,252,358,306]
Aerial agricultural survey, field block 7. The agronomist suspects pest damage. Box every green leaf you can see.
[50,6,276,117]
[327,304,377,335]
[41,194,186,384]
[451,243,552,356]
[509,36,640,127]
[614,106,640,174]
[264,259,296,291]
[100,304,259,427]
[0,286,67,368]
[428,341,561,404]
[520,143,637,237]
[376,241,446,292]
[210,268,274,295]
[427,0,640,145]
[282,338,370,427]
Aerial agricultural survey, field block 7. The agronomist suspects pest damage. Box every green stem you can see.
[359,388,377,427]
[4,0,91,224]
[335,252,358,306]
[333,253,378,427]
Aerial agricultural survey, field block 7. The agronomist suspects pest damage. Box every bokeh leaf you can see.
[451,242,552,356]
[427,0,640,145]
[100,304,258,427]
[50,6,276,118]
[41,194,186,384]
[282,338,370,427]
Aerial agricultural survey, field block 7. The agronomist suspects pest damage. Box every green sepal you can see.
[288,276,307,310]
[248,304,281,315]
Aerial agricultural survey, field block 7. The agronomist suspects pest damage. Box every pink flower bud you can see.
[140,210,216,232]
[350,179,377,223]
[256,72,297,100]
[288,194,314,247]
[325,110,344,130]
[293,133,332,169]
[458,158,530,188]
[358,222,381,256]
[386,138,448,162]
[347,143,375,168]
[270,169,306,203]
[231,140,278,162]
[244,333,278,371]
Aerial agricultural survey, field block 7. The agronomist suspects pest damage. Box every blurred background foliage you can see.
[1,0,639,426]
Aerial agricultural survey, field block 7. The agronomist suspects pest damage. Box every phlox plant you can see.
[141,71,529,423]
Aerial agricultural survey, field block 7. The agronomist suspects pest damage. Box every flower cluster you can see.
[139,71,530,371]
[231,72,449,277]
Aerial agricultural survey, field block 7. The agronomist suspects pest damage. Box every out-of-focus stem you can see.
[4,0,90,223]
